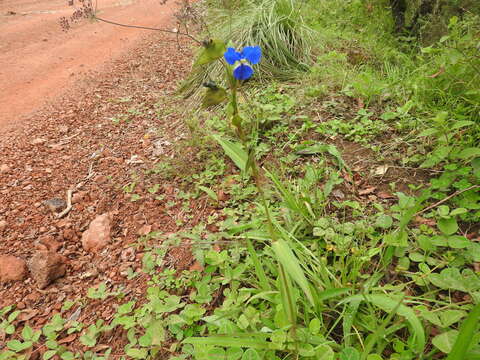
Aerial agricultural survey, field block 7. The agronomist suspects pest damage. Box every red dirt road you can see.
[0,0,176,129]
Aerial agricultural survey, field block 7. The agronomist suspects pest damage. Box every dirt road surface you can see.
[0,0,176,130]
[0,1,197,349]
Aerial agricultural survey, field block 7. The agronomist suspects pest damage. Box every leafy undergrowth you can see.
[2,0,480,359]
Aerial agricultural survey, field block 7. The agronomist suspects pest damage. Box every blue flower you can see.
[233,64,254,81]
[224,46,262,80]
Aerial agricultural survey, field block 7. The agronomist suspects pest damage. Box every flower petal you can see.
[233,64,254,80]
[241,46,262,65]
[224,47,241,65]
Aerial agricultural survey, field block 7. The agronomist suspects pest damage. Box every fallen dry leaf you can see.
[358,186,376,196]
[58,334,77,344]
[374,165,389,176]
[414,216,436,227]
[17,309,39,322]
[377,191,395,199]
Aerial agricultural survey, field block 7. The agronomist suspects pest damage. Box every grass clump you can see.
[179,0,315,99]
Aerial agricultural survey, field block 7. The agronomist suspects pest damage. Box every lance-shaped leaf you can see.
[202,86,227,108]
[194,39,227,66]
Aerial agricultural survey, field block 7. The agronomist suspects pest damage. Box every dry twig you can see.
[57,189,73,218]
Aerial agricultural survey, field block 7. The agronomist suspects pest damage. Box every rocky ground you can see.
[0,26,203,351]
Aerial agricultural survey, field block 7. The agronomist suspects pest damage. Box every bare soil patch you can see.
[0,0,177,129]
[0,20,205,352]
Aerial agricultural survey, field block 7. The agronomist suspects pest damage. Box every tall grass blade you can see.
[246,239,271,291]
[446,303,480,360]
[278,264,297,327]
[272,238,315,306]
[183,335,270,349]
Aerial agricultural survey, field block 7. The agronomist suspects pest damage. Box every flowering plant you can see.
[196,40,262,143]
[224,46,262,80]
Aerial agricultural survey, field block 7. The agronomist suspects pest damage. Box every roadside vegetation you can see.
[1,0,479,359]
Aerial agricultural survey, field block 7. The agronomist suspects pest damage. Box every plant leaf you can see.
[433,330,458,354]
[198,186,218,201]
[183,336,270,349]
[272,239,315,306]
[194,39,227,66]
[296,143,346,169]
[212,135,248,172]
[202,87,228,108]
[438,217,458,235]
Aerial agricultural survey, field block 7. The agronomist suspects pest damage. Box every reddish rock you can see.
[0,255,28,282]
[0,220,7,231]
[62,228,77,241]
[72,191,88,204]
[28,251,67,289]
[120,247,136,262]
[137,224,152,236]
[39,235,62,252]
[0,164,10,173]
[81,213,113,253]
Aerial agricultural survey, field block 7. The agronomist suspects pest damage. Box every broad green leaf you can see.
[438,217,458,235]
[126,348,148,359]
[0,351,15,360]
[43,350,57,360]
[428,268,480,293]
[447,235,470,249]
[433,330,458,354]
[440,310,467,328]
[194,39,226,66]
[45,340,58,350]
[242,349,261,360]
[212,135,248,172]
[421,146,452,168]
[309,318,321,334]
[226,347,243,360]
[60,352,74,360]
[208,347,226,358]
[472,158,480,178]
[315,344,334,360]
[384,230,408,247]
[117,301,135,315]
[21,325,33,340]
[7,339,32,352]
[375,214,393,229]
[8,310,20,323]
[144,320,164,346]
[418,128,438,137]
[339,347,360,360]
